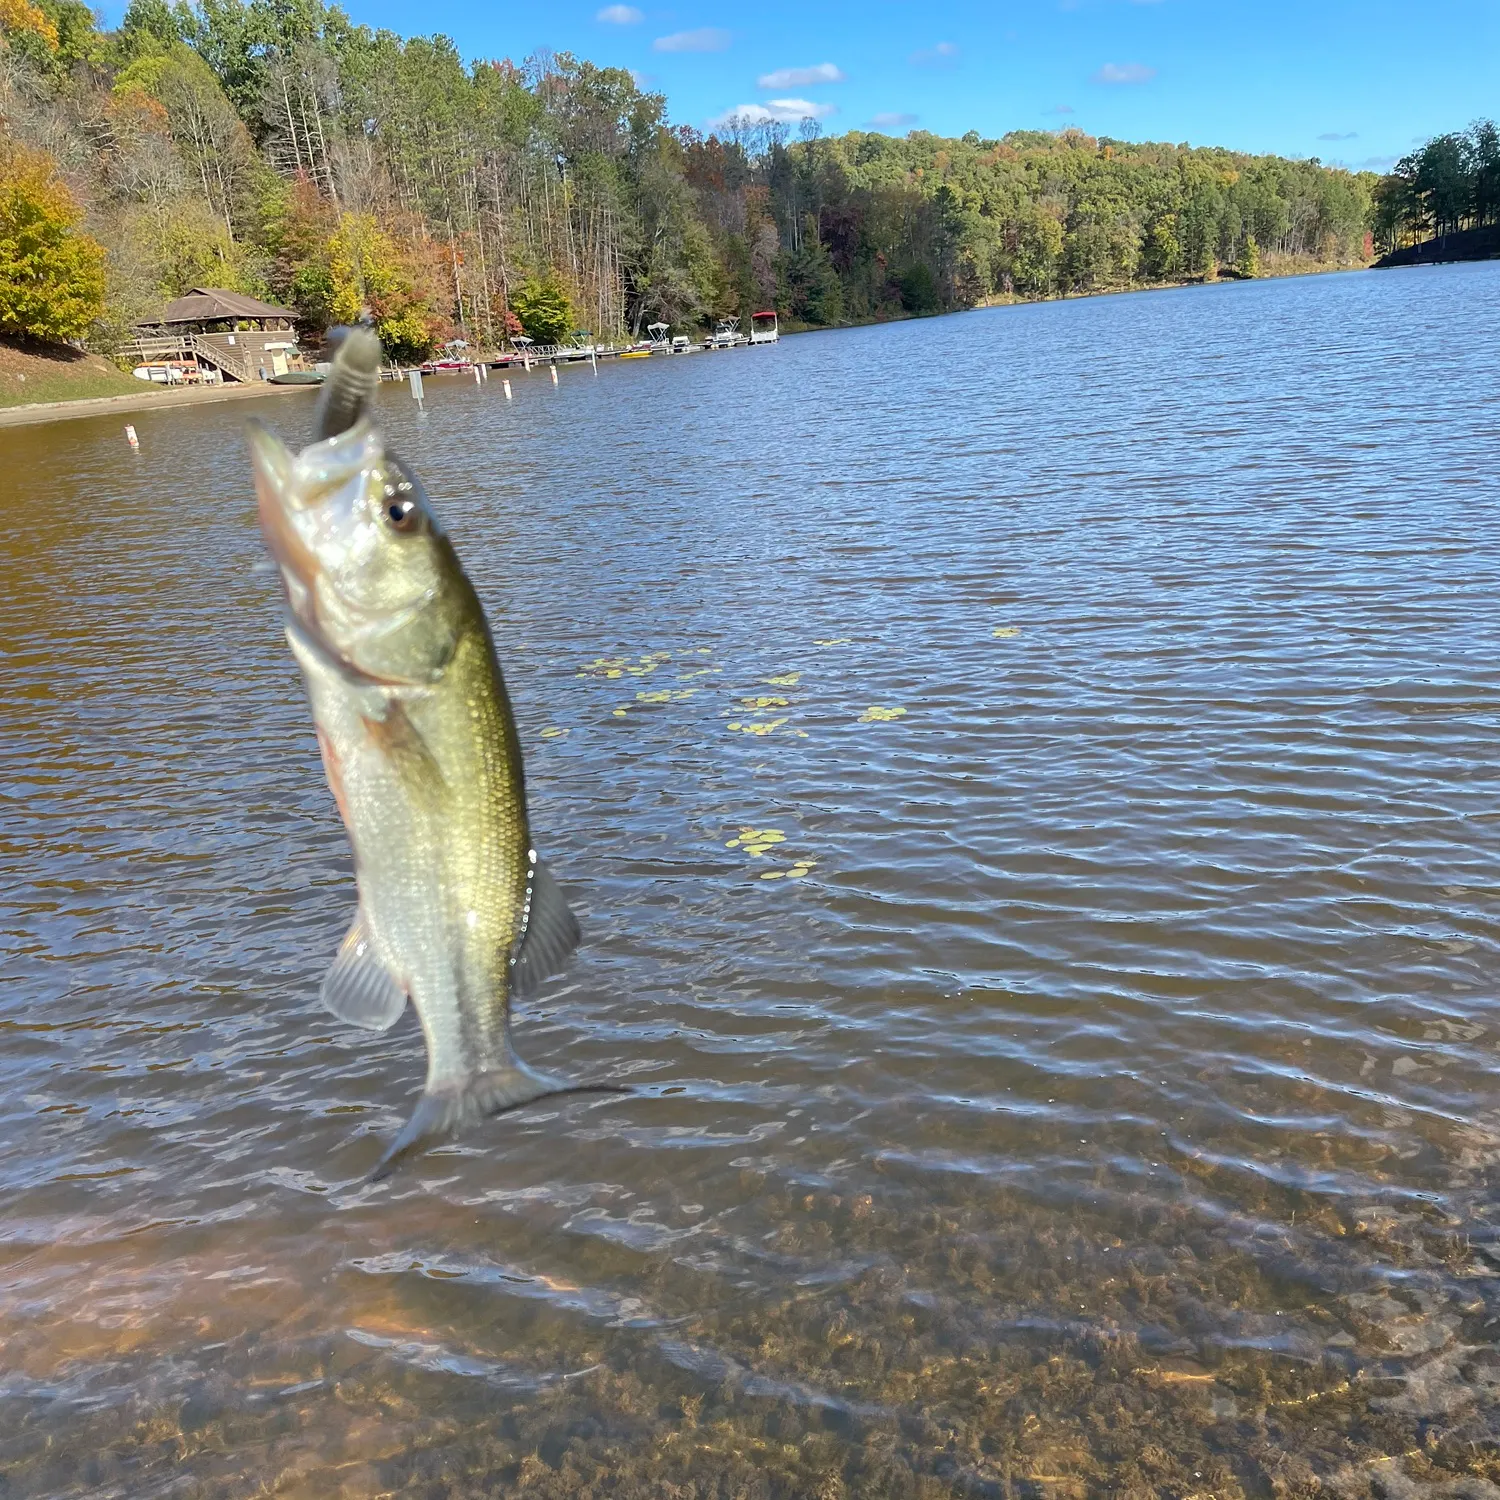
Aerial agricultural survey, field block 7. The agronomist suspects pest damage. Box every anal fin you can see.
[321,913,407,1031]
[510,857,581,998]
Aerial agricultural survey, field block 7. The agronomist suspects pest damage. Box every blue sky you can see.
[151,0,1500,165]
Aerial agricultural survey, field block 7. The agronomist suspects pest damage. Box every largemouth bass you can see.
[248,337,622,1179]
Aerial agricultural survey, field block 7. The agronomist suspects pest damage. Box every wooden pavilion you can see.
[131,288,303,382]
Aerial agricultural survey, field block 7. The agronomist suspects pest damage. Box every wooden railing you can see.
[128,333,255,383]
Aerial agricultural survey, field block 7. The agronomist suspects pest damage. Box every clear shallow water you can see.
[4,265,1500,1498]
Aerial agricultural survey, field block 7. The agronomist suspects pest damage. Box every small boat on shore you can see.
[750,310,779,344]
[706,317,746,349]
[267,370,324,386]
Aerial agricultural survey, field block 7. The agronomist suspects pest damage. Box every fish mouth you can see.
[246,419,326,603]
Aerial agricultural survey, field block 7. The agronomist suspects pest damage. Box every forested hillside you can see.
[0,0,1378,358]
[1373,120,1500,247]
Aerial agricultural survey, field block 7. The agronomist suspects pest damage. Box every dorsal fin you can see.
[510,857,581,998]
[321,912,408,1030]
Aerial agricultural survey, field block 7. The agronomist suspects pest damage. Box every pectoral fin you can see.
[509,857,581,998]
[321,913,408,1031]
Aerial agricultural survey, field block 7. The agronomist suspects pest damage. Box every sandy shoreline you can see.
[0,379,319,429]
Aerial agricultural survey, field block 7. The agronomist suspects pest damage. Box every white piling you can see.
[408,368,425,412]
[124,423,139,450]
[503,379,512,400]
[550,364,559,387]
[473,364,481,385]
[591,346,598,376]
[523,351,531,372]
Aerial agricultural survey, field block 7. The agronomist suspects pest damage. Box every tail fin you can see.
[369,1058,630,1182]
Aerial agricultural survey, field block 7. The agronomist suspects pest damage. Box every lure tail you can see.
[313,325,381,442]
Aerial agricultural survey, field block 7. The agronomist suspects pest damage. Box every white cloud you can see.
[1318,130,1357,142]
[766,97,834,119]
[1044,104,1075,116]
[710,98,837,128]
[654,27,731,52]
[868,112,917,131]
[596,4,643,21]
[1092,61,1155,84]
[909,41,959,66]
[1355,154,1397,171]
[757,62,844,89]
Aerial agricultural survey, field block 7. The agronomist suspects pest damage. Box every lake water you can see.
[5,264,1500,1498]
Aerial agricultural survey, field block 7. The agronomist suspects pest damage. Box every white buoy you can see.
[550,365,558,386]
[125,423,139,450]
[502,379,512,400]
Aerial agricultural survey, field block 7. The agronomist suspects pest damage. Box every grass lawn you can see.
[0,338,142,408]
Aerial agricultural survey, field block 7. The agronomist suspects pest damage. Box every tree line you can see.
[0,0,1379,356]
[1372,121,1500,250]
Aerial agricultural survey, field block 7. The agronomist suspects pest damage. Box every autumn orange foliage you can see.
[0,0,59,51]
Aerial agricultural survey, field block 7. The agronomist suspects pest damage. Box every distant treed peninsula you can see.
[0,0,1481,357]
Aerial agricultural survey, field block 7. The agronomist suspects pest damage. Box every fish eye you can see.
[383,481,420,532]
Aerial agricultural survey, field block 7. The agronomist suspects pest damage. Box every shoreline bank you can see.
[776,257,1371,336]
[0,378,319,430]
[0,260,1378,429]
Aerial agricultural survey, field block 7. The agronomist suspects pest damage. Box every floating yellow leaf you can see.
[813,638,852,647]
[539,726,569,740]
[726,828,784,853]
[764,673,800,686]
[992,626,1021,639]
[611,708,628,719]
[760,871,786,880]
[577,656,630,679]
[739,718,787,736]
[859,706,906,723]
[740,695,790,709]
[636,690,672,704]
